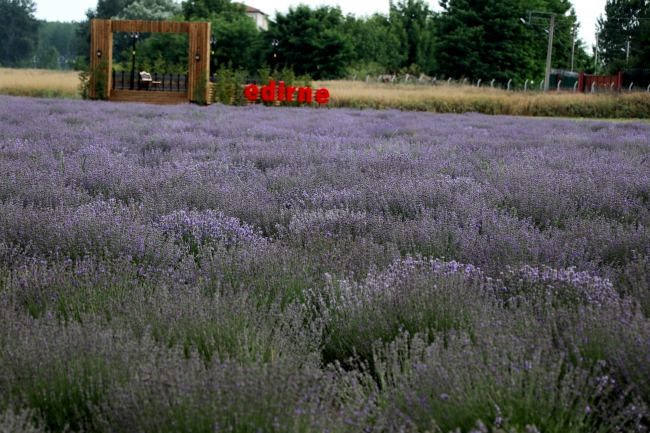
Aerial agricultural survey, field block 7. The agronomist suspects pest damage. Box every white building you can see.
[241,4,269,31]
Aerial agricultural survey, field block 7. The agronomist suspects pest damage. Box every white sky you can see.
[35,0,605,47]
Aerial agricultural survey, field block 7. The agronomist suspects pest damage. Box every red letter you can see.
[244,84,259,101]
[315,88,330,104]
[278,81,285,101]
[285,86,297,102]
[261,80,276,102]
[298,87,312,103]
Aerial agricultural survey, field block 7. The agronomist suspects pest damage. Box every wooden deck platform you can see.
[108,90,189,105]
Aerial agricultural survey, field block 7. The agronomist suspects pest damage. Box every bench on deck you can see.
[139,71,162,91]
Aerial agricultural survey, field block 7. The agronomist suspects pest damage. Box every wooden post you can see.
[90,19,113,99]
[188,22,210,103]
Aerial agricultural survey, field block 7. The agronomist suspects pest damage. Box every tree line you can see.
[1,0,649,82]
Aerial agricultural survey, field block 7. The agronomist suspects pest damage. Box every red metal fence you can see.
[578,71,623,93]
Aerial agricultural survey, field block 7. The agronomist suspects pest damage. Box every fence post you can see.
[647,84,650,93]
[433,77,437,85]
[539,80,544,91]
[507,79,512,91]
[366,75,369,84]
[378,75,382,83]
[557,79,561,91]
[618,71,623,92]
[390,75,396,84]
[490,79,495,88]
[447,77,452,85]
[610,82,615,92]
[352,75,357,81]
[591,82,595,93]
[573,82,578,93]
[404,74,409,84]
[462,78,467,85]
[477,79,481,87]
[524,79,529,91]
[578,72,585,93]
[629,82,634,93]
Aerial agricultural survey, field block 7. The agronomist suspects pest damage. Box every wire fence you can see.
[354,71,650,93]
[622,69,650,92]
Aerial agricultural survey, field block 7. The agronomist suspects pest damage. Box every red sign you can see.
[244,81,330,104]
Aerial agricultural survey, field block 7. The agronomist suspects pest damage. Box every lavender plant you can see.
[1,95,650,431]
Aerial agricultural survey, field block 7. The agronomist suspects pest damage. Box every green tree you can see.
[180,0,261,74]
[37,45,60,69]
[270,5,353,79]
[131,32,189,74]
[436,0,542,82]
[210,13,262,73]
[0,0,40,67]
[115,0,180,20]
[635,4,650,68]
[343,14,406,74]
[596,0,648,73]
[389,0,437,73]
[435,0,588,84]
[181,0,245,20]
[39,21,79,61]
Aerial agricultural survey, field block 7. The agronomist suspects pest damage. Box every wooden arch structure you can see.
[90,19,211,104]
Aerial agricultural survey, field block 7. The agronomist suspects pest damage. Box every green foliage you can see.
[38,20,79,67]
[389,0,437,73]
[128,32,188,74]
[435,0,592,82]
[210,13,264,73]
[36,46,60,70]
[79,59,109,100]
[0,0,40,67]
[113,0,180,20]
[193,72,208,106]
[181,0,246,20]
[93,59,109,100]
[342,14,407,73]
[72,0,139,65]
[436,0,544,82]
[597,0,649,73]
[270,5,354,80]
[78,67,91,100]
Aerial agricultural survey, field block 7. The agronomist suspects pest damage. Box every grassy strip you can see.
[1,68,649,118]
[319,80,650,119]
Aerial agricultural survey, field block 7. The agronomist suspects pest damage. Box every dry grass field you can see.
[317,80,650,119]
[0,68,80,99]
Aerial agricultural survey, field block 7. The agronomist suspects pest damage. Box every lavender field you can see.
[0,94,649,432]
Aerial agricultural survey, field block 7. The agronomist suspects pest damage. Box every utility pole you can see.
[570,24,576,72]
[544,13,555,92]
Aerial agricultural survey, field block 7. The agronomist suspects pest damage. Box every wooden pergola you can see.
[90,19,211,104]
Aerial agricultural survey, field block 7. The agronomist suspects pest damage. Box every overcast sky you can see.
[35,0,605,48]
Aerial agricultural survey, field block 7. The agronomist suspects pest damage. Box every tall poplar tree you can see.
[596,0,648,73]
